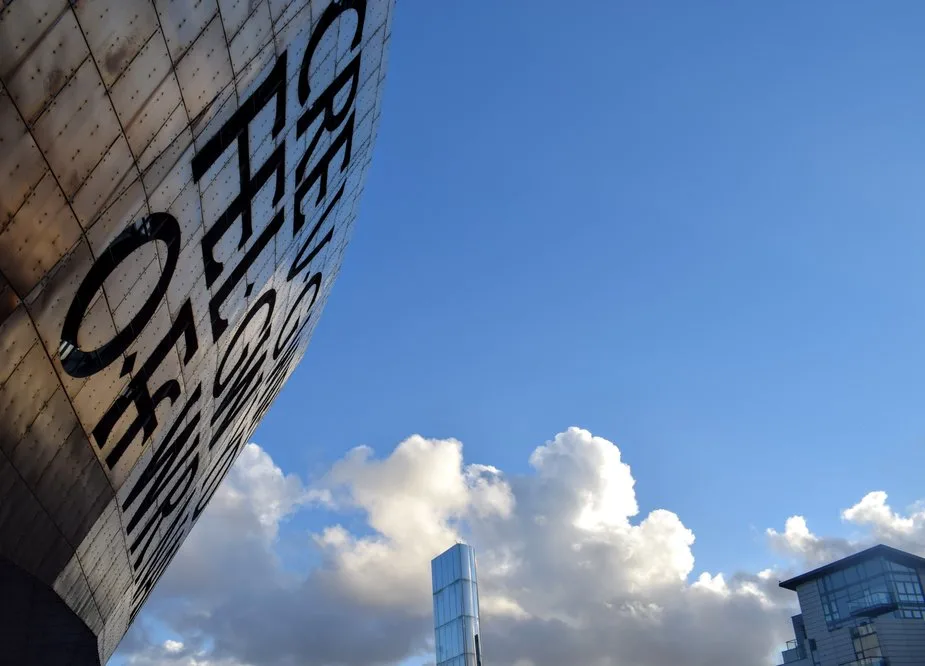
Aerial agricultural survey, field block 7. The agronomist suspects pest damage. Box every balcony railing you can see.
[847,591,898,618]
[781,644,806,663]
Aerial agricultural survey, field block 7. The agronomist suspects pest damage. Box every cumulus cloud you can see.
[765,490,925,569]
[115,428,922,666]
[766,515,854,566]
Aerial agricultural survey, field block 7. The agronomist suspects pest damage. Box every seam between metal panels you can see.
[0,60,130,509]
[0,2,72,94]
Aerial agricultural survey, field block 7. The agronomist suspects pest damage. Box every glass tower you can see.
[432,544,483,666]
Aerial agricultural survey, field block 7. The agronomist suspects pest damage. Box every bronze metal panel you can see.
[0,89,48,226]
[229,1,272,75]
[30,58,122,197]
[70,136,138,229]
[74,0,160,88]
[0,6,89,125]
[0,0,70,84]
[174,16,234,121]
[0,170,83,297]
[154,0,220,62]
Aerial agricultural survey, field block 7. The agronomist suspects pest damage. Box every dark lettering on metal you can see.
[274,275,320,359]
[208,208,285,341]
[93,300,199,469]
[298,0,366,106]
[192,53,288,292]
[295,110,356,212]
[59,213,181,378]
[291,182,343,273]
[55,1,380,633]
[295,51,362,178]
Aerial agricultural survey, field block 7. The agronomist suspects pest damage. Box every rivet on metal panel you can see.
[30,57,121,197]
[154,0,219,63]
[143,129,195,208]
[0,171,82,297]
[70,135,138,229]
[137,101,189,173]
[229,0,272,75]
[175,15,235,121]
[1,7,90,125]
[73,0,159,87]
[0,88,49,225]
[0,0,72,84]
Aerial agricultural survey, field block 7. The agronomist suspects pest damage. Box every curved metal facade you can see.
[0,0,393,662]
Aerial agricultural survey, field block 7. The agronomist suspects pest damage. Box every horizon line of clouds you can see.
[114,427,925,666]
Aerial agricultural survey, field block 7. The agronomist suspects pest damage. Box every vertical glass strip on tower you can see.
[432,543,483,666]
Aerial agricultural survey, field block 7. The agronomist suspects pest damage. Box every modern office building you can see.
[777,544,925,666]
[432,543,484,666]
[0,0,393,663]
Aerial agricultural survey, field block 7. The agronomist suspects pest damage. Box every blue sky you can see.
[112,4,925,665]
[254,1,925,578]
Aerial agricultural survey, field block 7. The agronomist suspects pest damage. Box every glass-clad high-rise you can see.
[432,543,483,666]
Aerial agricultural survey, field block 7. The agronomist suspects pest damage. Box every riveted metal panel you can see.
[218,0,253,39]
[0,89,48,225]
[30,427,113,550]
[73,0,160,87]
[23,240,98,398]
[137,101,188,173]
[155,0,220,62]
[229,1,272,75]
[0,0,70,84]
[0,446,73,585]
[1,6,90,125]
[0,171,82,297]
[71,136,138,229]
[86,180,149,255]
[174,16,234,121]
[0,304,39,387]
[30,58,122,198]
[6,388,80,489]
[108,31,179,155]
[143,130,195,206]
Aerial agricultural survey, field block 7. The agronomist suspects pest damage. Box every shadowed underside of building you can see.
[0,0,393,662]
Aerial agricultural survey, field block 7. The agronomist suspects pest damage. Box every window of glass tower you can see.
[817,557,925,629]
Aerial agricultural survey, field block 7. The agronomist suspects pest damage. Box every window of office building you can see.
[851,623,882,662]
[817,557,925,629]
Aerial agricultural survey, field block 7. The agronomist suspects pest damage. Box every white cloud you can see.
[164,640,184,654]
[842,491,917,537]
[312,435,514,610]
[116,427,923,666]
[766,515,853,566]
[767,515,821,556]
[765,491,925,569]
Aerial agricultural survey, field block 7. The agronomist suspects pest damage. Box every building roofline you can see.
[779,544,925,591]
